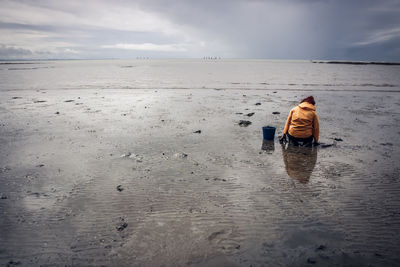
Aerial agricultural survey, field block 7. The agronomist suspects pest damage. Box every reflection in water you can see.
[281,144,318,183]
[261,140,275,152]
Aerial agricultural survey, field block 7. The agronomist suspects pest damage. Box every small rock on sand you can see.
[272,111,280,114]
[64,100,74,102]
[238,120,252,127]
[255,102,261,105]
[7,260,21,266]
[55,112,60,115]
[193,130,202,134]
[307,258,316,264]
[320,143,333,148]
[246,112,255,117]
[116,222,128,232]
[116,185,124,192]
[174,152,188,159]
[36,164,45,168]
[380,142,393,146]
[333,138,343,141]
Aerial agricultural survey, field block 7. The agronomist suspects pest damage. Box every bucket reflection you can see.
[261,140,275,152]
[281,144,318,183]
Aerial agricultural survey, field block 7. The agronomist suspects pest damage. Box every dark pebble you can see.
[307,258,316,264]
[272,111,280,114]
[235,112,243,115]
[1,196,7,199]
[273,91,277,93]
[64,100,74,102]
[255,102,261,105]
[235,245,240,249]
[246,112,255,117]
[12,97,22,99]
[320,144,333,148]
[334,138,343,141]
[55,112,60,115]
[238,120,252,127]
[380,142,393,146]
[116,185,124,192]
[7,260,21,266]
[36,164,45,168]
[117,222,128,232]
[34,100,46,103]
[193,130,201,134]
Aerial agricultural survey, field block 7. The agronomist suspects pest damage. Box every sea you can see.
[1,59,399,92]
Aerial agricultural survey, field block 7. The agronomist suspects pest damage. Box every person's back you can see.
[281,96,319,145]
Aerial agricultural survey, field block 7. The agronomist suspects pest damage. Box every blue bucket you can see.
[262,126,276,140]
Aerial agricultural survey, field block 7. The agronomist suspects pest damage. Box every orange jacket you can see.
[283,102,319,142]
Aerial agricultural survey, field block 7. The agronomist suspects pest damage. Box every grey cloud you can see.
[0,44,32,59]
[132,0,400,60]
[0,0,399,60]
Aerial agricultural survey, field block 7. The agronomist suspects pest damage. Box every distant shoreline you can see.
[311,60,400,66]
[1,59,400,65]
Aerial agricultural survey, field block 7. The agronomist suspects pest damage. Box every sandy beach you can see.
[0,87,400,266]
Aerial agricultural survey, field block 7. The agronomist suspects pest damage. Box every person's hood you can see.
[298,102,316,111]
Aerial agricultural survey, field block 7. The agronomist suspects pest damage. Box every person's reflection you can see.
[281,144,317,183]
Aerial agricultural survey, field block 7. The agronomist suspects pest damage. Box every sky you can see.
[0,0,399,61]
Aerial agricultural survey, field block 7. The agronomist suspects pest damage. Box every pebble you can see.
[307,258,316,264]
[117,222,128,232]
[255,103,261,105]
[272,111,280,114]
[246,112,255,117]
[116,185,124,192]
[193,130,201,134]
[238,120,252,127]
[7,260,21,266]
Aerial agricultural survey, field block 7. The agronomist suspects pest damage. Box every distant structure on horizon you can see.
[203,56,222,60]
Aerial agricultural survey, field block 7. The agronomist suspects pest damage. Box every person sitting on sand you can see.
[280,96,319,146]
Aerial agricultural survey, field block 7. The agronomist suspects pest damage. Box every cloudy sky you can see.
[0,0,399,61]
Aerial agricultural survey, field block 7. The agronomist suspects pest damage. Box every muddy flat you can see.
[1,87,400,266]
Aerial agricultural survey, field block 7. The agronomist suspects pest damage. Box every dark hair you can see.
[300,96,315,105]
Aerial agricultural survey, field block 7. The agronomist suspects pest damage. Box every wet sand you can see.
[0,88,400,266]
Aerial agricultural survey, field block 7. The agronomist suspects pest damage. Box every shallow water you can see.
[0,60,400,266]
[1,59,400,92]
